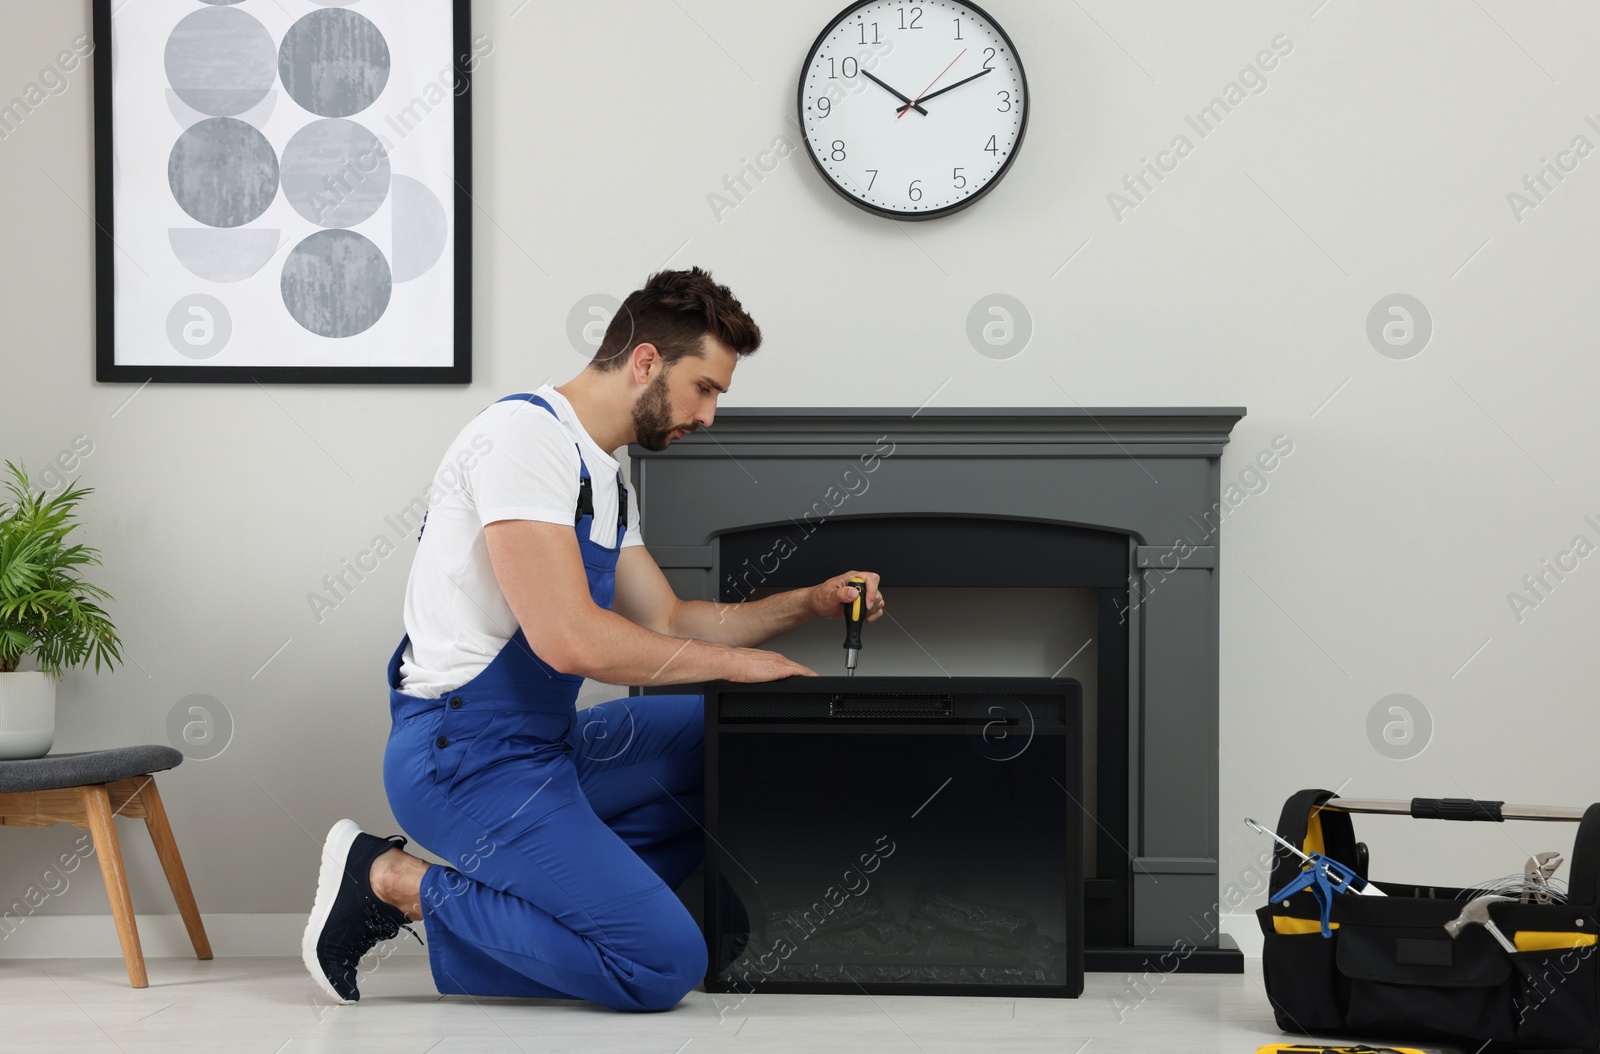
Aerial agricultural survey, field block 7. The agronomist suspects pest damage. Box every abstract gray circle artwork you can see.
[281,119,391,227]
[279,9,391,118]
[391,175,448,283]
[169,228,282,283]
[282,230,392,337]
[168,118,279,227]
[165,6,276,116]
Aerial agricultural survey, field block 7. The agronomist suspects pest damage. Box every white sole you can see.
[301,818,364,1005]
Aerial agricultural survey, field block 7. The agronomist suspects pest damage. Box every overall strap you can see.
[494,392,628,533]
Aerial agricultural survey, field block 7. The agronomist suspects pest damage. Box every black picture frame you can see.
[94,0,473,384]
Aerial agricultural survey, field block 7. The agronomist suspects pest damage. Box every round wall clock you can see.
[798,0,1029,220]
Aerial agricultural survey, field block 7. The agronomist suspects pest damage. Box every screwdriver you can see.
[843,576,866,676]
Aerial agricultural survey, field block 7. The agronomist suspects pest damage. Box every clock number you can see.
[899,7,923,30]
[982,47,997,71]
[858,22,880,45]
[984,135,999,155]
[908,179,923,202]
[831,140,847,162]
[953,18,964,40]
[865,169,879,191]
[842,57,858,78]
[816,96,831,118]
[953,167,967,189]
[997,90,1012,112]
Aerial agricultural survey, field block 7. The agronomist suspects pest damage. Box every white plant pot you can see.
[0,671,56,760]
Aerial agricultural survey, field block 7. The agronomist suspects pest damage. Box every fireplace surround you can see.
[631,406,1247,971]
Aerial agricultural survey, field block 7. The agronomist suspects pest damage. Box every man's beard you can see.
[632,371,694,452]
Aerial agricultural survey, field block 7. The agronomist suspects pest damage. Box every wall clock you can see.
[798,0,1028,220]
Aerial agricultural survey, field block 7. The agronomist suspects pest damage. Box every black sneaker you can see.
[302,818,422,1004]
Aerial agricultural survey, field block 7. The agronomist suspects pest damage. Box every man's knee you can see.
[630,914,708,1011]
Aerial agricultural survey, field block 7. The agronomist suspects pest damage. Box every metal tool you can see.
[843,576,866,676]
[1245,818,1385,898]
[1247,817,1384,938]
[1444,894,1519,954]
[1524,851,1564,903]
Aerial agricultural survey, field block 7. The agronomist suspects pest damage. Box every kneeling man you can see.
[302,268,885,1011]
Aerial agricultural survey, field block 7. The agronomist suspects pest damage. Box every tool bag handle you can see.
[1321,797,1588,822]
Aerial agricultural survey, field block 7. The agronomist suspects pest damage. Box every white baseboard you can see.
[0,913,430,959]
[1,912,1264,962]
[1220,912,1263,957]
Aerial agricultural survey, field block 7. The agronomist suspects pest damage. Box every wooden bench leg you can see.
[135,776,212,961]
[82,784,147,988]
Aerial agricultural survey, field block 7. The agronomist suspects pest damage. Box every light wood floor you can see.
[0,955,1465,1053]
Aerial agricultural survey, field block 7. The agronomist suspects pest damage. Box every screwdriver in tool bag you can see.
[843,576,866,676]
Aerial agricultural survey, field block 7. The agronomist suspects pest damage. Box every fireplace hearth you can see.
[631,406,1247,972]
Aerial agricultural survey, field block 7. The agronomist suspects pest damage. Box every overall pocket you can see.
[429,707,497,788]
[436,708,575,792]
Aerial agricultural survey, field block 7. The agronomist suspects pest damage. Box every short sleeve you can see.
[621,480,645,548]
[469,406,582,528]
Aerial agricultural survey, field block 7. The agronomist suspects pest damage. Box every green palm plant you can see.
[0,460,121,677]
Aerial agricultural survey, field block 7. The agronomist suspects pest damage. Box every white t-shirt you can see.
[396,385,644,698]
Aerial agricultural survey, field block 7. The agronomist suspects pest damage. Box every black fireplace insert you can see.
[702,675,1084,998]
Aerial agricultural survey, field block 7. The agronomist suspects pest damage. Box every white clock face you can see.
[799,0,1028,219]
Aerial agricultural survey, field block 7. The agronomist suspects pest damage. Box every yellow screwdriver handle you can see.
[843,576,866,660]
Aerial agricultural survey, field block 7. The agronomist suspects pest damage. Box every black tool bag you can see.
[1257,789,1600,1052]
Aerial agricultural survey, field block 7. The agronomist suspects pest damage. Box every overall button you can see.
[449,696,462,709]
[436,736,449,748]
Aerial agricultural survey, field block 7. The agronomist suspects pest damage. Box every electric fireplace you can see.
[702,676,1083,997]
[631,405,1247,972]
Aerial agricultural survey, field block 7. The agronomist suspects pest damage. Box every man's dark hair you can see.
[592,267,762,372]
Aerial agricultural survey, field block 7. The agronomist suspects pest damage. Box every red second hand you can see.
[898,48,967,119]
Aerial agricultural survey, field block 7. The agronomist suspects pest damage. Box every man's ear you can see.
[630,342,660,385]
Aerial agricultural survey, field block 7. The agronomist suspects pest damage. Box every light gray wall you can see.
[2,0,1597,927]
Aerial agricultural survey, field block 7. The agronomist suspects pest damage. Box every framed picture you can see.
[94,0,473,384]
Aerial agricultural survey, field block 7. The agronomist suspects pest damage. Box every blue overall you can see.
[382,393,708,1011]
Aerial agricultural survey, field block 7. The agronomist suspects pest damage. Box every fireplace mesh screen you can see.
[708,683,1082,996]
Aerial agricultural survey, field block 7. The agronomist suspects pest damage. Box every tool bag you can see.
[1257,789,1600,1052]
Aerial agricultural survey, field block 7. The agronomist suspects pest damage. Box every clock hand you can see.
[859,69,929,116]
[896,48,967,121]
[895,67,994,115]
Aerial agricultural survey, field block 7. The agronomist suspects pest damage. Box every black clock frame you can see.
[796,0,1029,222]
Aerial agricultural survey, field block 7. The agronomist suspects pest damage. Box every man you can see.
[302,267,885,1011]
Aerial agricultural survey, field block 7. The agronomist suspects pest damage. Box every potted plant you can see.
[0,461,121,760]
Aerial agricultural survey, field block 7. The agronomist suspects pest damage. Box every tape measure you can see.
[1256,1046,1428,1054]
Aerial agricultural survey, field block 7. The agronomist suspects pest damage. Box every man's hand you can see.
[717,644,817,681]
[808,570,886,621]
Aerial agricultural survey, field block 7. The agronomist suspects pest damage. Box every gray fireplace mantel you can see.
[631,405,1247,953]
